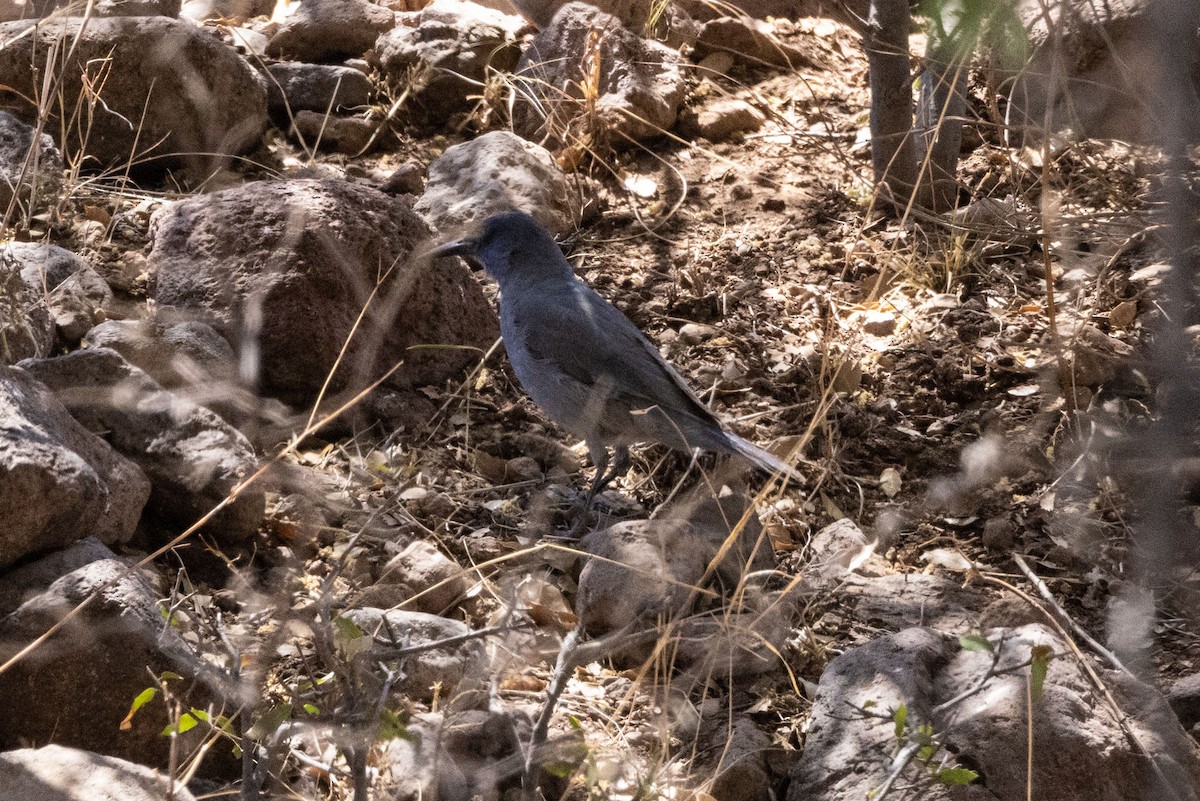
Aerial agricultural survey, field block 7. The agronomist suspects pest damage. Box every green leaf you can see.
[128,688,156,717]
[377,709,412,741]
[246,703,292,741]
[333,616,366,641]
[1030,644,1053,701]
[121,687,157,730]
[163,713,199,736]
[542,760,576,779]
[302,703,320,716]
[892,705,908,738]
[958,634,994,653]
[160,671,183,681]
[936,767,979,785]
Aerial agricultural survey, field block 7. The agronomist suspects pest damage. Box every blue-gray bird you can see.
[430,211,801,501]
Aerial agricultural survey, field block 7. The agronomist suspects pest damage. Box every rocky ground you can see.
[0,0,1198,800]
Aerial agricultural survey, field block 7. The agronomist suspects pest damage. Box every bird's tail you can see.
[722,432,804,484]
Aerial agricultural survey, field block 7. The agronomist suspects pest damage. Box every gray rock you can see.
[0,246,55,363]
[787,628,960,801]
[576,490,776,655]
[1006,0,1200,144]
[375,714,464,801]
[505,0,650,28]
[83,319,242,419]
[4,242,111,346]
[802,517,881,589]
[266,0,396,62]
[357,540,468,614]
[819,572,986,641]
[0,536,117,616]
[694,16,811,69]
[576,518,710,635]
[0,111,61,216]
[149,178,497,407]
[676,490,773,592]
[0,745,198,801]
[180,0,273,21]
[0,18,267,177]
[380,161,425,195]
[788,624,1200,801]
[342,608,487,703]
[265,62,374,116]
[0,366,149,567]
[19,348,263,543]
[288,110,378,154]
[1167,671,1200,731]
[513,2,687,146]
[415,130,578,235]
[0,541,229,770]
[0,0,180,20]
[674,603,792,679]
[375,709,529,801]
[85,318,235,389]
[698,715,775,801]
[678,96,765,142]
[376,0,522,123]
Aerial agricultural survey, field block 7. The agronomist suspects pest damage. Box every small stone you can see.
[680,97,765,142]
[265,62,373,116]
[289,111,377,154]
[982,517,1017,550]
[380,162,425,195]
[861,310,896,336]
[696,50,735,76]
[678,322,718,345]
[1108,299,1137,328]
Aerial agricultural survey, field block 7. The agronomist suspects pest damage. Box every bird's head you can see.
[427,211,571,285]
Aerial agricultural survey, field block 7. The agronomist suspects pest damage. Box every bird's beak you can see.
[426,237,483,271]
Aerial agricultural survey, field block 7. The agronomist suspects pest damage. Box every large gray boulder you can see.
[20,348,263,543]
[0,540,231,772]
[264,62,374,116]
[513,2,686,147]
[0,17,267,177]
[415,130,579,236]
[3,242,112,347]
[1004,0,1200,144]
[0,0,180,19]
[0,745,197,801]
[788,625,1200,801]
[0,366,149,567]
[266,0,395,61]
[376,0,523,123]
[149,178,498,409]
[0,111,61,216]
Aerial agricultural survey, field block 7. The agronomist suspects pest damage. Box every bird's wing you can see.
[509,280,728,448]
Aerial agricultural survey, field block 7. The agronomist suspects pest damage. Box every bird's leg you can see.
[605,446,632,489]
[579,443,611,513]
[569,445,632,536]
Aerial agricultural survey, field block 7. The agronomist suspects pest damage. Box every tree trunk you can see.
[915,10,970,212]
[865,0,917,211]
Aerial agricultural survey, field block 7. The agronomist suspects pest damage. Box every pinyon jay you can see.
[430,211,801,502]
